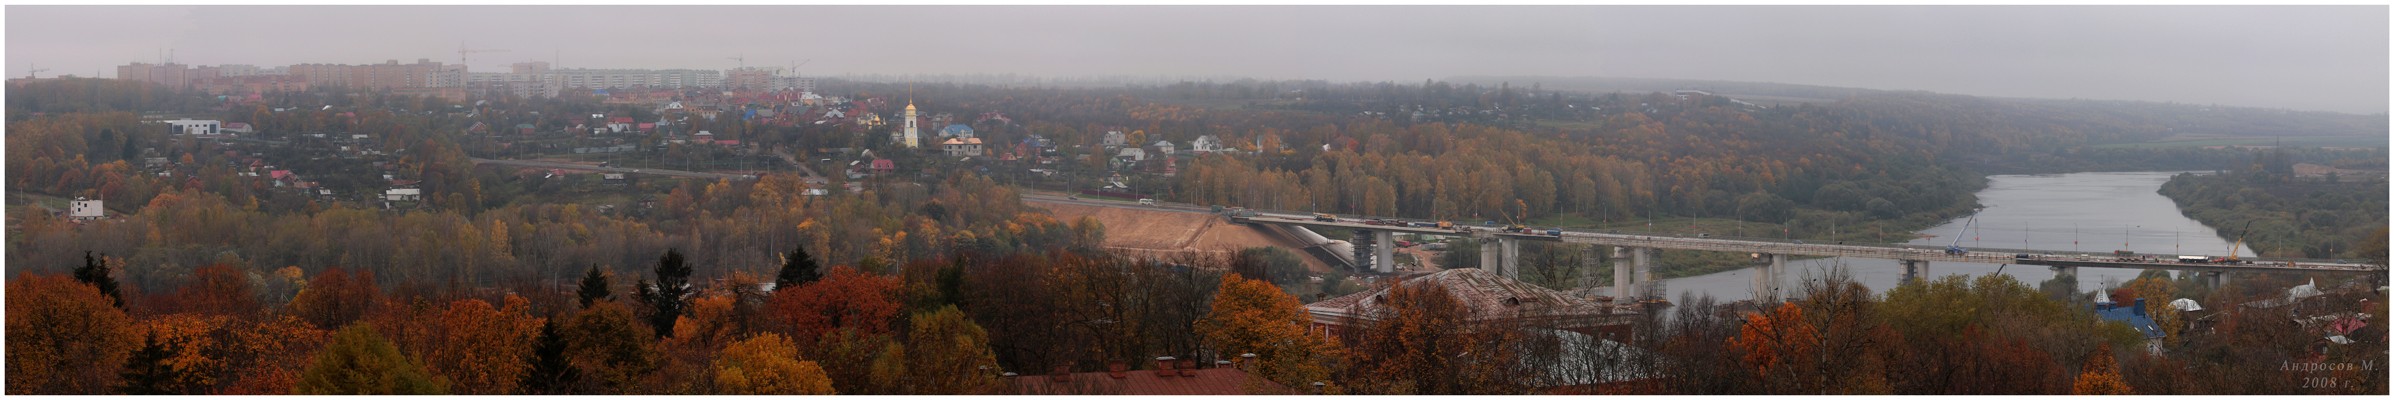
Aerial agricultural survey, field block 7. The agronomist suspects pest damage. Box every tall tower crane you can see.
[458,42,509,66]
[25,64,48,79]
[727,54,746,69]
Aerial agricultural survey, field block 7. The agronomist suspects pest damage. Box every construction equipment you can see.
[728,54,745,69]
[24,65,47,79]
[2224,221,2255,264]
[1945,211,1979,255]
[1502,199,1532,233]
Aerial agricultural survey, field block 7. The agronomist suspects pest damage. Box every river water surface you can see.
[1641,171,2254,303]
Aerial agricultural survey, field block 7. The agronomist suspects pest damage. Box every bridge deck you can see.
[1224,211,2383,275]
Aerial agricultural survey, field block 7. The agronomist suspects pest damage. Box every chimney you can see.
[1049,364,1071,383]
[1154,356,1176,377]
[1216,360,1233,369]
[1106,359,1128,379]
[2133,298,2146,317]
[1239,353,1258,371]
[1177,359,1197,377]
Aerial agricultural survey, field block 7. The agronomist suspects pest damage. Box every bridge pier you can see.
[1481,240,1501,275]
[1374,231,1395,274]
[1612,247,1632,305]
[1901,260,1932,284]
[1500,237,1521,278]
[1351,230,1376,274]
[1753,253,1785,302]
[2201,271,2226,290]
[1579,245,1602,288]
[2051,265,2078,282]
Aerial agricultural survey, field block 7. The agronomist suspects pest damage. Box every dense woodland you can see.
[2157,147,2391,261]
[6,77,2386,394]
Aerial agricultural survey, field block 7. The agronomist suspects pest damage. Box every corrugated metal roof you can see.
[1008,367,1291,395]
[1307,268,1619,322]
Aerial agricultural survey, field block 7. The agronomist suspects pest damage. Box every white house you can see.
[69,198,103,220]
[385,188,422,202]
[1192,135,1225,153]
[1101,130,1128,148]
[164,119,222,135]
[1152,140,1176,155]
[1116,147,1147,162]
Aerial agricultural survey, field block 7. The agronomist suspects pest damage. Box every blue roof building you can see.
[941,123,975,138]
[2094,293,2165,342]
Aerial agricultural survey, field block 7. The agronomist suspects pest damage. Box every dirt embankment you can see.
[1034,202,1333,273]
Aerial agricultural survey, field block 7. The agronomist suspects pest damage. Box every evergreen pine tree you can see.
[774,247,822,291]
[117,331,177,395]
[638,249,694,338]
[74,251,123,309]
[576,265,612,309]
[518,319,580,395]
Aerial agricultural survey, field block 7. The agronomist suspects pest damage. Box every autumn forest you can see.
[6,72,2388,395]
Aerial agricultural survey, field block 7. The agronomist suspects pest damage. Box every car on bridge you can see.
[1313,213,1339,222]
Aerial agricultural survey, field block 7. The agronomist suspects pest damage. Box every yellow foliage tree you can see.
[713,333,836,395]
[2071,344,2132,395]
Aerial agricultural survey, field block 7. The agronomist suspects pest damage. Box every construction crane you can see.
[788,59,810,76]
[457,42,509,66]
[2224,221,2255,263]
[1502,199,1531,233]
[727,54,746,69]
[25,65,47,79]
[1945,211,1979,255]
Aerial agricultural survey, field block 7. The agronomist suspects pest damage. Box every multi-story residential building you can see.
[196,75,311,96]
[551,68,722,89]
[428,65,470,88]
[287,59,445,90]
[725,67,776,90]
[117,62,192,89]
[215,64,264,77]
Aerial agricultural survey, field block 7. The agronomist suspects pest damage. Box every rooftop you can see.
[1307,268,1629,325]
[1008,364,1292,395]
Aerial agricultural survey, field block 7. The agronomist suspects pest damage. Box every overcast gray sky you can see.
[7,5,2386,114]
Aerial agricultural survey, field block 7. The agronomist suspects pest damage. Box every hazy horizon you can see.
[7,5,2386,114]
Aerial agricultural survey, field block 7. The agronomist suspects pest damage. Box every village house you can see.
[1191,135,1225,153]
[1102,130,1128,148]
[941,123,976,139]
[69,198,104,221]
[164,118,222,135]
[943,137,985,158]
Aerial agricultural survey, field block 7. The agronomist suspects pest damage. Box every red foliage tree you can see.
[761,266,903,348]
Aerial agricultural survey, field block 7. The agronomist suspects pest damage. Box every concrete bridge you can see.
[1222,207,2383,304]
[1022,193,2386,304]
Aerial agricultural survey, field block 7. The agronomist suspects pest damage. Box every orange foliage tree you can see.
[405,296,542,395]
[144,264,262,318]
[1728,301,1821,393]
[562,301,659,394]
[6,274,140,394]
[288,267,380,330]
[2072,344,2132,395]
[1196,273,1338,389]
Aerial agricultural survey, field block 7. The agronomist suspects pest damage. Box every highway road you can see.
[470,158,758,180]
[1023,192,2387,275]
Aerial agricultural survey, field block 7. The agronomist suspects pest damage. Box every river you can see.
[1640,171,2255,303]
